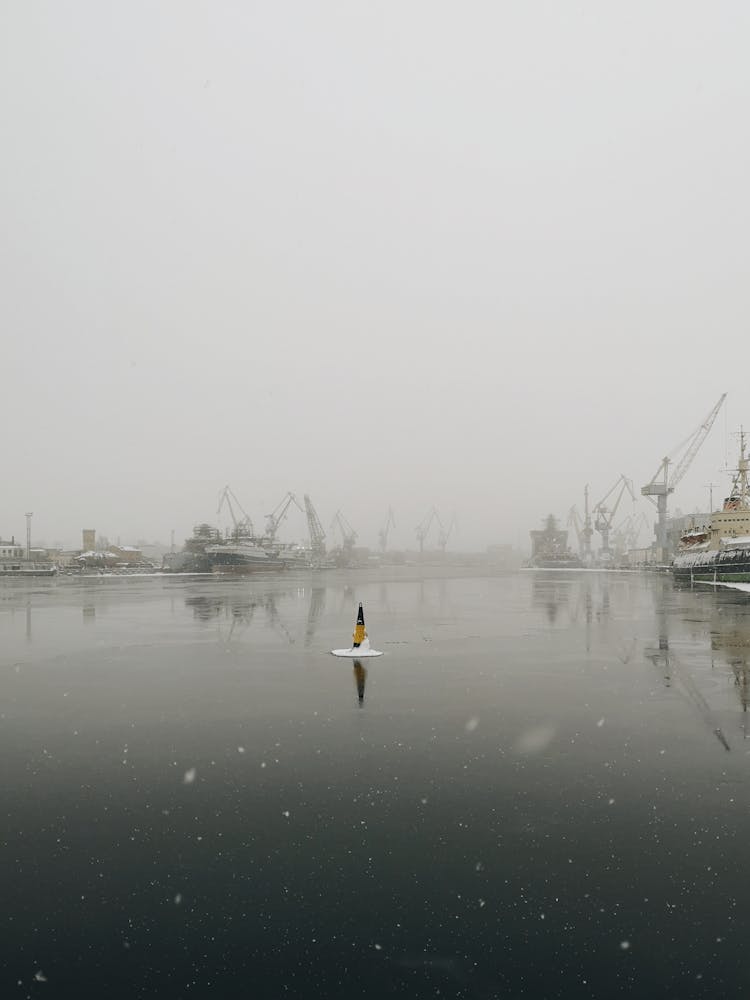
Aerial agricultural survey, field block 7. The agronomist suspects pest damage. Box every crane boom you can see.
[594,475,635,557]
[669,393,727,490]
[303,495,326,555]
[416,506,439,554]
[568,485,594,561]
[264,492,303,541]
[330,510,357,549]
[378,507,396,553]
[437,512,457,552]
[641,393,726,560]
[217,485,254,537]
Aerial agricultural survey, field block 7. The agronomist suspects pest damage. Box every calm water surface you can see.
[2,569,750,998]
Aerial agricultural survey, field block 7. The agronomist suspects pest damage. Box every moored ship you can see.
[673,431,750,583]
[162,523,314,574]
[529,514,583,569]
[204,537,285,572]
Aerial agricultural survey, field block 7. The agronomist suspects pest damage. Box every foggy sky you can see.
[2,2,749,553]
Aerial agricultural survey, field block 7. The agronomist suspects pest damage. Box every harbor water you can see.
[3,569,750,998]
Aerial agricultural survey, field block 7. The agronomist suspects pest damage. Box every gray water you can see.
[2,569,750,998]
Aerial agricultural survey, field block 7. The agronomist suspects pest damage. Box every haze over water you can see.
[3,568,750,998]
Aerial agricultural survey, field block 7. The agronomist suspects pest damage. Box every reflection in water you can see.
[9,573,750,996]
[708,591,750,733]
[305,587,325,648]
[82,605,95,623]
[264,594,294,644]
[645,577,671,686]
[353,659,366,705]
[531,572,572,624]
[185,588,325,646]
[647,578,731,751]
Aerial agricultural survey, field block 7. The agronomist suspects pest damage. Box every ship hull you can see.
[0,564,57,578]
[206,544,284,573]
[210,560,284,574]
[672,548,750,583]
[529,558,583,569]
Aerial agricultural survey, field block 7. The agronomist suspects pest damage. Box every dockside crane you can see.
[437,512,457,552]
[217,485,254,538]
[330,510,358,553]
[613,511,650,554]
[641,393,726,560]
[264,492,303,542]
[378,507,396,554]
[303,494,326,559]
[416,507,440,554]
[567,485,594,562]
[594,475,636,558]
[567,506,584,557]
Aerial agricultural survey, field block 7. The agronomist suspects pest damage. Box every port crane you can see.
[217,485,254,538]
[416,507,440,554]
[641,393,726,560]
[437,512,457,552]
[378,507,396,554]
[593,475,635,557]
[613,511,650,554]
[264,492,303,542]
[567,506,584,558]
[567,485,594,562]
[303,495,326,559]
[330,510,358,552]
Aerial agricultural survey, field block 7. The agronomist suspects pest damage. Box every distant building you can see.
[82,529,96,551]
[110,545,142,565]
[0,538,24,559]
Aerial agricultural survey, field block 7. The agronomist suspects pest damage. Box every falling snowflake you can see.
[183,768,197,785]
[516,725,556,755]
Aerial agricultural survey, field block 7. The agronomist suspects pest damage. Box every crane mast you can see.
[330,510,358,551]
[264,492,303,542]
[594,475,635,558]
[217,485,254,539]
[378,507,396,554]
[437,512,457,552]
[303,495,326,560]
[416,507,439,554]
[567,485,594,562]
[641,393,726,560]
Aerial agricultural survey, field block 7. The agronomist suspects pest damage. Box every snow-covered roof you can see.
[722,535,750,548]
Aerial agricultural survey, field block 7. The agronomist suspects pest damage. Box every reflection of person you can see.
[353,660,366,704]
[352,603,366,648]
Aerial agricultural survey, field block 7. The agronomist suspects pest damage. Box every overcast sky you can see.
[1,1,748,552]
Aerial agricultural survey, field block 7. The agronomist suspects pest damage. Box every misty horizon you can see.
[2,3,748,554]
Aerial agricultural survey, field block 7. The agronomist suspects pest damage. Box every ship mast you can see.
[729,428,750,509]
